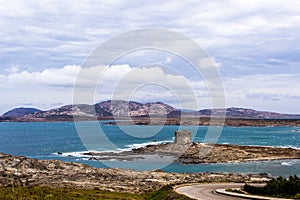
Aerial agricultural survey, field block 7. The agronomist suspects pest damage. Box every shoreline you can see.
[0,151,272,193]
[1,117,300,127]
[72,142,300,164]
[105,117,300,127]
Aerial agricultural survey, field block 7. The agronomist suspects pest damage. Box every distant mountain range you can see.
[1,100,300,122]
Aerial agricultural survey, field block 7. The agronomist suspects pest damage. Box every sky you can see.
[0,0,299,114]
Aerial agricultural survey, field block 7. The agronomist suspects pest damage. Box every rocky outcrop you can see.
[177,143,300,164]
[0,152,270,193]
[129,142,300,164]
[76,131,300,164]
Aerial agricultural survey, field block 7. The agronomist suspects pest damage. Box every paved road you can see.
[175,183,251,200]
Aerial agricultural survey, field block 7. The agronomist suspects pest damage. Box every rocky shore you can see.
[80,142,300,164]
[0,152,271,194]
[78,130,300,164]
[1,131,298,194]
[179,143,300,163]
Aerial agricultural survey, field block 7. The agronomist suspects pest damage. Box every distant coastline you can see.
[2,116,300,127]
[1,100,300,126]
[106,117,300,127]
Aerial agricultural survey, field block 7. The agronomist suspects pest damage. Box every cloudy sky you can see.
[0,0,299,114]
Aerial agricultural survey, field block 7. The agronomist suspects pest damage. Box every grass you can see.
[0,185,192,200]
[0,186,144,200]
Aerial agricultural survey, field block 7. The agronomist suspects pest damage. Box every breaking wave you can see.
[53,138,173,158]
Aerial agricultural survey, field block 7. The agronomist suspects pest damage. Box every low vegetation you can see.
[0,186,144,200]
[0,185,191,200]
[148,185,191,200]
[243,175,300,199]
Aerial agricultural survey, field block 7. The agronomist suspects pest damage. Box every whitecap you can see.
[123,139,173,151]
[281,161,295,166]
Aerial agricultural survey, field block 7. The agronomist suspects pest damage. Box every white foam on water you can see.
[281,161,296,166]
[123,139,173,151]
[53,149,121,158]
[52,139,173,158]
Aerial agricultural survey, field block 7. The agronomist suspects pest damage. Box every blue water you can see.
[0,121,299,176]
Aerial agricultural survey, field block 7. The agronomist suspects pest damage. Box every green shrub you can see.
[243,175,300,199]
[294,193,300,199]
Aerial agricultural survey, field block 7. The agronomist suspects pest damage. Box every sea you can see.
[0,121,299,177]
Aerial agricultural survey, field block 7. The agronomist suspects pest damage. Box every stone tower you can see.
[174,130,192,144]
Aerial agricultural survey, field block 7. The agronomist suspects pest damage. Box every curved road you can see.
[175,183,253,200]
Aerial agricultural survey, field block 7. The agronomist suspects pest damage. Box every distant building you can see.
[174,130,192,144]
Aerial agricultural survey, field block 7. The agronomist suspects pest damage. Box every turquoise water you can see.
[0,121,299,176]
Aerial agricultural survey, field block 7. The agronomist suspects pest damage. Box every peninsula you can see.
[72,130,300,164]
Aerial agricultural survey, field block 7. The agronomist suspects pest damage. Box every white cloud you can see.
[0,65,81,88]
[224,73,300,113]
[6,66,19,73]
[0,0,299,71]
[1,64,299,114]
[0,0,299,113]
[0,65,300,112]
[0,64,210,112]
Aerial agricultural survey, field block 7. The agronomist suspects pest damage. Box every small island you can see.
[77,130,300,164]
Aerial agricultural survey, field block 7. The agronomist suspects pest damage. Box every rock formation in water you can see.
[77,130,300,164]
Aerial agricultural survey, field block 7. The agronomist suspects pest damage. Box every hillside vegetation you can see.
[243,175,300,199]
